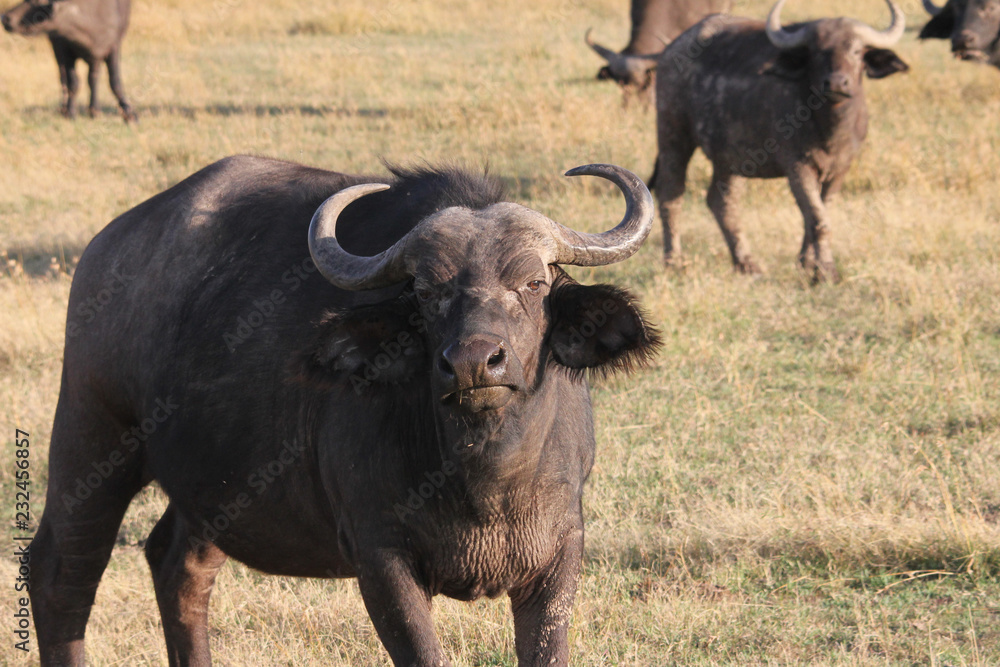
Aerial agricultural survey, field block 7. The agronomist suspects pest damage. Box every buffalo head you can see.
[921,0,1000,67]
[305,164,659,417]
[1,0,64,35]
[763,0,908,97]
[586,28,660,92]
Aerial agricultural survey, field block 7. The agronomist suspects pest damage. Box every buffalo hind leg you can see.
[145,504,228,667]
[651,135,696,268]
[509,528,583,667]
[706,171,760,274]
[788,166,840,283]
[30,398,147,665]
[106,47,137,123]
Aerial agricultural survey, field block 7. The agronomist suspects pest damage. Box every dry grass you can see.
[2,0,999,664]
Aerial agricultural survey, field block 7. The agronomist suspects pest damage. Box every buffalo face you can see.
[301,166,660,419]
[1,0,62,35]
[921,0,1000,66]
[764,1,908,99]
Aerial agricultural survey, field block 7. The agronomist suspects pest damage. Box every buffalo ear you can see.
[919,11,954,40]
[548,272,660,376]
[864,48,909,79]
[761,48,810,80]
[290,296,424,391]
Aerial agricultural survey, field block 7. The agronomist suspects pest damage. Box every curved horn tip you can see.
[320,182,391,207]
[565,163,614,178]
[853,0,905,48]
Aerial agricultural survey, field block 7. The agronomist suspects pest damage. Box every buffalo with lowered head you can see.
[30,155,660,666]
[650,0,908,281]
[920,0,1000,69]
[586,0,732,103]
[1,0,136,121]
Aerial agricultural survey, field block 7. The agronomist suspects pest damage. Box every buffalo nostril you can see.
[438,355,454,377]
[487,347,505,367]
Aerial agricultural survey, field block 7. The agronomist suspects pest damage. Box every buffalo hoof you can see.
[662,253,689,273]
[60,106,76,120]
[812,263,841,285]
[734,258,763,275]
[121,107,138,124]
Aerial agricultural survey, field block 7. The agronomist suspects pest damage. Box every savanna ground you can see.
[1,0,999,663]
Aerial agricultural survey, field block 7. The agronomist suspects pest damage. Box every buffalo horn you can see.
[921,0,943,16]
[851,0,905,49]
[308,183,407,291]
[585,28,622,64]
[765,0,812,50]
[548,164,654,267]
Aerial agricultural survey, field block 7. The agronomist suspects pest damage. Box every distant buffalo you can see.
[29,156,660,665]
[920,0,1000,69]
[650,0,908,281]
[1,0,136,122]
[586,0,732,104]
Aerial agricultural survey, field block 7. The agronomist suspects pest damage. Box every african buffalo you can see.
[1,0,136,122]
[586,0,732,103]
[30,155,660,666]
[920,0,1000,69]
[650,0,908,281]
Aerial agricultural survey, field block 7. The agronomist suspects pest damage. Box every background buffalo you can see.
[1,0,136,121]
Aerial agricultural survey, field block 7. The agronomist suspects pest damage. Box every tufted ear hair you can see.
[547,268,660,376]
[864,48,909,79]
[290,295,425,394]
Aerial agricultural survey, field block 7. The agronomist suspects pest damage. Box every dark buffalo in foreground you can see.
[586,0,732,103]
[920,0,1000,69]
[30,155,660,665]
[650,0,908,281]
[1,0,136,122]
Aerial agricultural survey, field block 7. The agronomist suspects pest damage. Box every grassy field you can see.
[2,0,999,663]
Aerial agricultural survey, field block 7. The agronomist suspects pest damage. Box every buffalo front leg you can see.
[86,58,101,118]
[356,552,450,666]
[51,41,79,118]
[145,504,228,667]
[706,170,760,274]
[652,133,696,268]
[509,529,584,667]
[106,47,137,123]
[787,166,840,283]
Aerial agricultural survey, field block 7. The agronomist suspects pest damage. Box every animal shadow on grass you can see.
[21,103,410,120]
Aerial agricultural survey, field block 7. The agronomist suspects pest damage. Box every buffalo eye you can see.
[526,280,545,293]
[414,287,433,303]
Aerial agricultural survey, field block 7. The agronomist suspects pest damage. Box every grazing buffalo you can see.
[586,0,732,103]
[1,0,136,122]
[650,0,908,281]
[30,155,660,666]
[920,0,1000,69]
